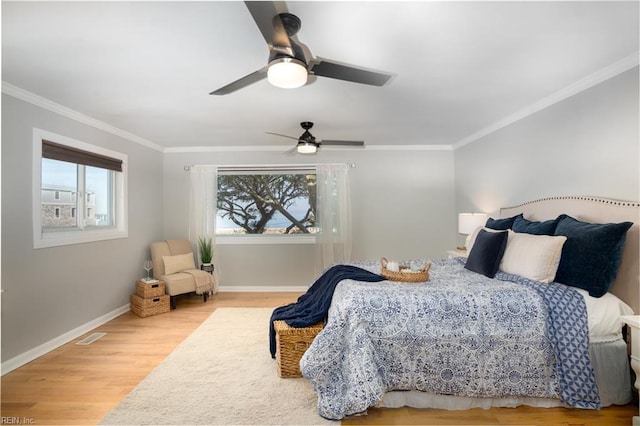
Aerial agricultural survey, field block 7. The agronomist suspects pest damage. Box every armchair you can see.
[150,239,217,309]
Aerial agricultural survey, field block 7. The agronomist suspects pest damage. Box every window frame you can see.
[32,128,128,249]
[215,165,317,245]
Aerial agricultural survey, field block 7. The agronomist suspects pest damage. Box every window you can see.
[33,128,128,248]
[216,166,317,243]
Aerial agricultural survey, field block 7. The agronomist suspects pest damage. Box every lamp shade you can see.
[458,213,488,235]
[297,142,317,154]
[267,57,307,89]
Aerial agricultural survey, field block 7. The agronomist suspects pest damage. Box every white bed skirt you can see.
[379,339,632,410]
[379,392,563,410]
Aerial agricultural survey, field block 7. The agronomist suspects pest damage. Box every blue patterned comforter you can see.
[300,258,600,420]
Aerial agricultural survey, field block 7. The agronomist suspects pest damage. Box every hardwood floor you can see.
[1,292,637,425]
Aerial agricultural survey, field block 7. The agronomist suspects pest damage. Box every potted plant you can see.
[198,236,214,273]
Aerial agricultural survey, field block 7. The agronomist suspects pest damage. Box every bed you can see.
[299,196,639,420]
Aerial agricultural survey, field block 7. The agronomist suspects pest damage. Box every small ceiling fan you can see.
[210,1,392,95]
[268,122,364,154]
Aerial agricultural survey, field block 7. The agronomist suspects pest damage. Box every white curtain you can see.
[188,166,218,266]
[315,163,352,271]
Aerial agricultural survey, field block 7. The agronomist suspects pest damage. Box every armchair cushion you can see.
[160,272,199,297]
[163,253,196,275]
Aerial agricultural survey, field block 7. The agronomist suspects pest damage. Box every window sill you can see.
[216,235,316,245]
[34,229,128,249]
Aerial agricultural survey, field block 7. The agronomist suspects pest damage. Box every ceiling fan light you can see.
[267,58,307,89]
[297,142,317,154]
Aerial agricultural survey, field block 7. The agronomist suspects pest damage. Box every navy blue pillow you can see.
[554,214,633,297]
[485,214,522,230]
[464,229,509,278]
[512,215,560,235]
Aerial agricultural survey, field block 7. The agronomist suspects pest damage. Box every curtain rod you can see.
[183,163,356,172]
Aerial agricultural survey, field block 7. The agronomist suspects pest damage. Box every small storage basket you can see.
[380,257,431,282]
[135,280,165,298]
[273,320,324,378]
[130,294,170,317]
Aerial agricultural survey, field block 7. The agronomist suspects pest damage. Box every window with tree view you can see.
[216,170,318,235]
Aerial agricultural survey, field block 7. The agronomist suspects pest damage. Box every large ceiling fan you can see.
[210,1,392,95]
[269,121,364,154]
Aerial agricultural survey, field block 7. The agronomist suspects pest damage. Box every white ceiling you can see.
[2,1,638,151]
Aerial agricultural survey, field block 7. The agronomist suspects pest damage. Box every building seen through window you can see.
[41,158,111,230]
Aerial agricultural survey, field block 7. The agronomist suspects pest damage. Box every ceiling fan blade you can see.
[244,1,292,54]
[266,132,299,141]
[284,146,298,156]
[320,140,365,146]
[209,68,267,95]
[309,59,391,87]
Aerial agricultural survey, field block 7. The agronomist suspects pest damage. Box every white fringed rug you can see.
[100,307,334,425]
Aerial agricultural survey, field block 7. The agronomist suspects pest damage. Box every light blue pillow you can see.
[554,214,632,297]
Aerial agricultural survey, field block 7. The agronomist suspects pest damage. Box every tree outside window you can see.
[216,172,318,235]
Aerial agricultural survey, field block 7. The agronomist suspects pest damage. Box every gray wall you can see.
[1,94,164,362]
[163,148,456,287]
[4,65,636,368]
[455,67,639,229]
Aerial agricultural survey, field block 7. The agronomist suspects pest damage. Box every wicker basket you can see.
[130,294,170,317]
[273,320,324,378]
[135,280,165,298]
[380,257,431,282]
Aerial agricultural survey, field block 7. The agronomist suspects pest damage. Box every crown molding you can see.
[452,51,640,150]
[6,50,636,155]
[3,83,451,154]
[165,145,288,153]
[2,81,165,153]
[364,144,452,151]
[164,144,453,153]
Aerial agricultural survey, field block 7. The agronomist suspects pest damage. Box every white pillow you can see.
[499,230,567,283]
[163,253,196,275]
[572,288,634,342]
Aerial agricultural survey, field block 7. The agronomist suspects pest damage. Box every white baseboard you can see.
[1,304,131,376]
[2,287,307,375]
[218,285,308,292]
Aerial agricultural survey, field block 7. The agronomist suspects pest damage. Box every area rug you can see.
[100,307,335,425]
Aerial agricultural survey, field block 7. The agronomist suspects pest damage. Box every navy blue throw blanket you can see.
[270,264,384,358]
